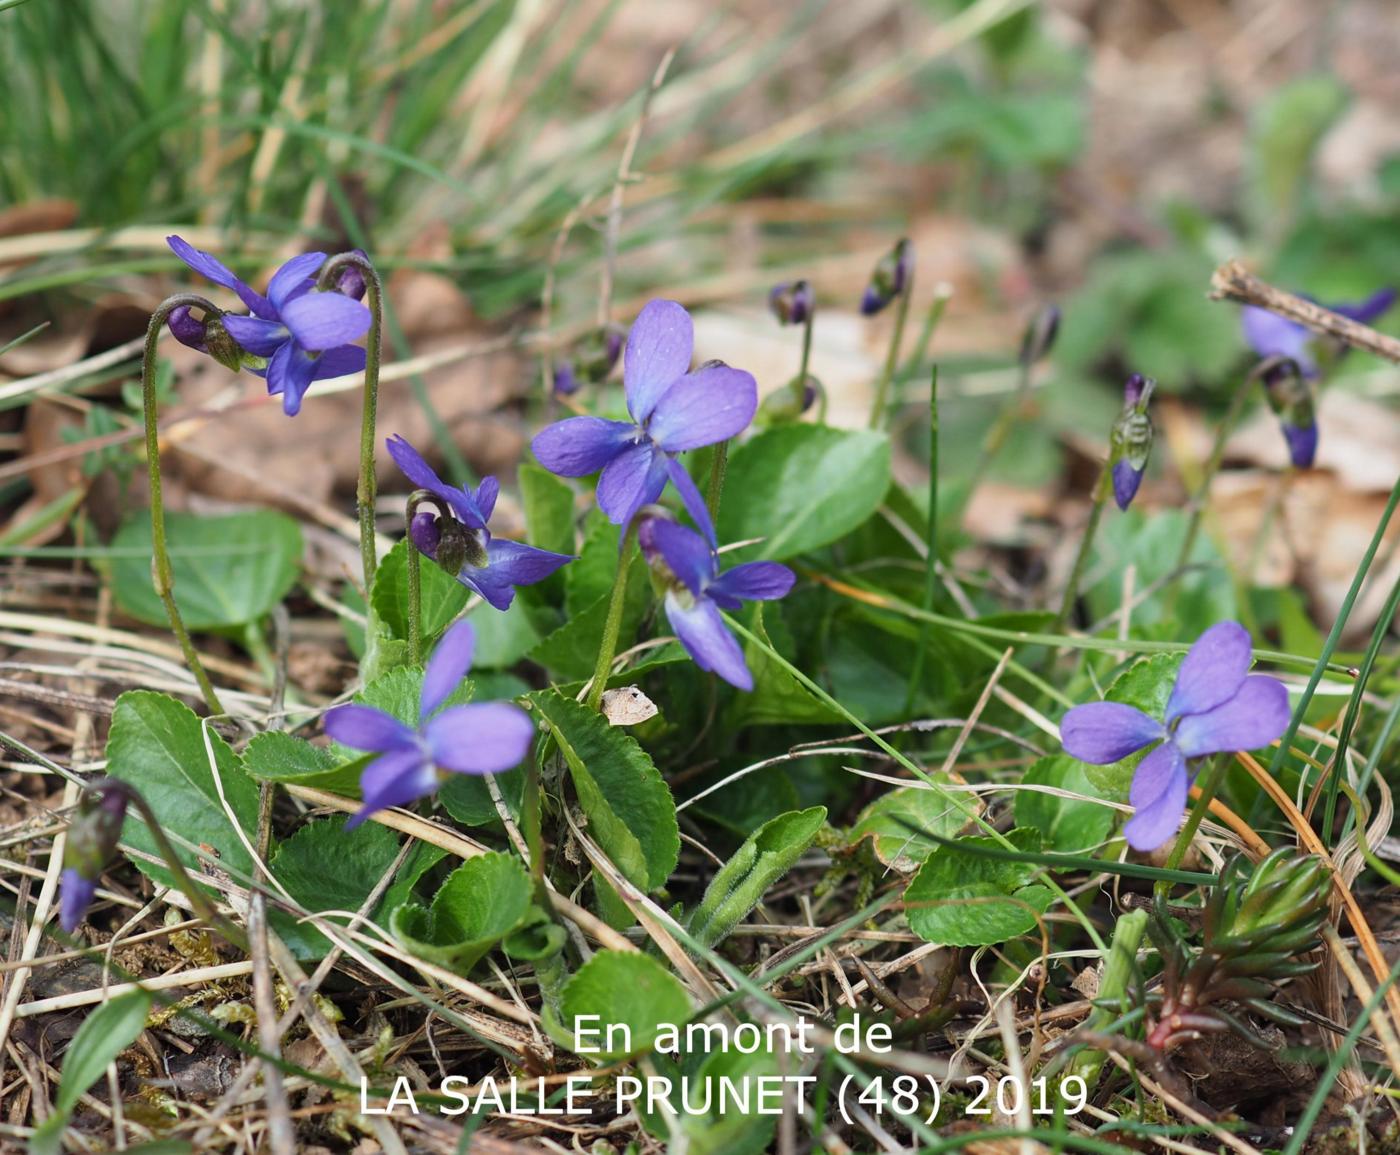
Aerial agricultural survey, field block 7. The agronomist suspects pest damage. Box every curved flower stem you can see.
[1055,464,1110,629]
[796,305,815,394]
[319,252,384,596]
[143,296,226,716]
[403,489,452,667]
[1155,756,1227,901]
[1166,371,1255,615]
[585,525,637,712]
[706,442,729,522]
[868,272,914,430]
[104,778,248,950]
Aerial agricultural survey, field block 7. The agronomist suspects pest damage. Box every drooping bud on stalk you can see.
[769,280,814,326]
[60,784,129,932]
[552,323,625,397]
[1018,304,1061,368]
[1253,355,1317,469]
[860,239,912,316]
[1108,373,1155,511]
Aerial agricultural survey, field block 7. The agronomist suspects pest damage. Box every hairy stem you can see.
[1156,757,1227,900]
[113,780,248,950]
[320,252,384,595]
[585,527,636,712]
[1056,464,1110,629]
[142,296,226,715]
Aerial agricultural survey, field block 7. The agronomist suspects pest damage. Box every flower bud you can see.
[769,280,814,326]
[60,785,129,932]
[860,239,912,316]
[1254,355,1317,469]
[1018,304,1060,368]
[1108,374,1155,511]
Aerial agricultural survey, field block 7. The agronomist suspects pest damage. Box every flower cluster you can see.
[1061,622,1289,850]
[166,236,372,415]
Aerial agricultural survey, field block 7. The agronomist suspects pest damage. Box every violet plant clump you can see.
[324,620,535,827]
[1061,621,1290,850]
[166,236,372,416]
[531,299,757,540]
[388,434,573,610]
[638,515,795,691]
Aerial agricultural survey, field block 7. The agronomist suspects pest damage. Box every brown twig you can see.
[1210,259,1400,365]
[597,47,677,327]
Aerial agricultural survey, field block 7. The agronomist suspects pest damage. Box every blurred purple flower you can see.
[166,236,371,416]
[769,280,814,326]
[324,620,535,827]
[860,239,911,316]
[531,300,757,542]
[388,435,572,611]
[1060,622,1289,851]
[638,516,795,691]
[1242,288,1395,377]
[59,785,129,933]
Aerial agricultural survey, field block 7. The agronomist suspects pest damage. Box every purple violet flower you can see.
[638,516,795,692]
[388,435,572,611]
[530,300,757,542]
[166,235,372,416]
[1242,288,1395,377]
[324,620,535,827]
[1060,622,1290,851]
